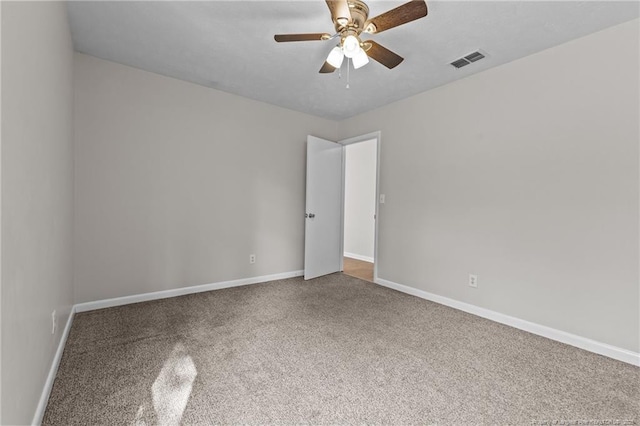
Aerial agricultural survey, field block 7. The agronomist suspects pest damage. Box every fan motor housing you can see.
[334,0,370,32]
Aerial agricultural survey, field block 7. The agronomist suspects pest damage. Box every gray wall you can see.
[344,139,377,261]
[73,53,339,303]
[1,2,75,424]
[339,19,639,352]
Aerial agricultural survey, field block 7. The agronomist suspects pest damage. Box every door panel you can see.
[304,136,343,280]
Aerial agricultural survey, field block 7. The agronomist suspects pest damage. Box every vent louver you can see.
[451,58,470,69]
[451,50,486,69]
[464,51,485,62]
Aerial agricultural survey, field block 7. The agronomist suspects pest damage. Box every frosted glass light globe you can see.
[352,47,369,69]
[342,35,360,58]
[326,46,344,68]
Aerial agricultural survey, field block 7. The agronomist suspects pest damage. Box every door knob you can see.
[308,213,315,218]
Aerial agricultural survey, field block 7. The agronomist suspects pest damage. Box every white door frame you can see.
[338,131,381,283]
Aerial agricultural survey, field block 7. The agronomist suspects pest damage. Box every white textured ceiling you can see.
[67,1,639,120]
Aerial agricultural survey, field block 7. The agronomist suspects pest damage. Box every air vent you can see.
[465,51,485,62]
[451,58,470,69]
[450,50,486,69]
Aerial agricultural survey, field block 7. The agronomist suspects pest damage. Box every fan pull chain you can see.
[346,58,350,89]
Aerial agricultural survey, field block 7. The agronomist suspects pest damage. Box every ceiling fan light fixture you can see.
[342,35,360,58]
[326,46,344,68]
[352,47,369,69]
[273,0,429,75]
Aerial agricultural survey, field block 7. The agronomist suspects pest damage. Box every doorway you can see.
[340,133,380,283]
[303,132,380,282]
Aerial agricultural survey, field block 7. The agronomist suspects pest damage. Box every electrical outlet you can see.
[51,310,57,334]
[379,194,386,204]
[469,274,478,288]
[249,254,256,264]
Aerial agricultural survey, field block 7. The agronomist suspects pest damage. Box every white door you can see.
[304,135,343,280]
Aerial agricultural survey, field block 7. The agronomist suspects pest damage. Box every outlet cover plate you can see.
[469,274,478,288]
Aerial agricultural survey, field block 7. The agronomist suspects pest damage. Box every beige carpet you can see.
[43,274,639,425]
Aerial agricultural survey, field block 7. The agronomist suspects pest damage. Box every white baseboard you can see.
[75,270,303,313]
[375,277,640,367]
[344,252,374,263]
[32,306,76,426]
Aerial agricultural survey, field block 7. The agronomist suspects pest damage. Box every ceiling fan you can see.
[274,0,428,73]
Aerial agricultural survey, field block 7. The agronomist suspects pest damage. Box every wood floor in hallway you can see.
[343,257,374,282]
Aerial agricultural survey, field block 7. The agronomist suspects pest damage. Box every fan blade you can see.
[274,33,331,42]
[364,0,428,34]
[319,62,337,73]
[364,41,404,69]
[325,0,351,24]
